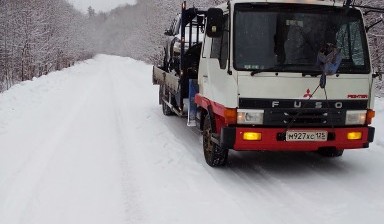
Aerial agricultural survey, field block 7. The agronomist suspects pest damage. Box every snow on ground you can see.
[0,54,383,224]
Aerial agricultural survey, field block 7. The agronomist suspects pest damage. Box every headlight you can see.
[345,110,366,125]
[237,109,264,125]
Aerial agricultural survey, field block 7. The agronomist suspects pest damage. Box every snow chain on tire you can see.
[161,85,173,116]
[203,115,228,167]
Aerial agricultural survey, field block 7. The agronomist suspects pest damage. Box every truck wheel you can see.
[158,85,163,105]
[162,101,173,116]
[161,85,173,116]
[162,50,168,71]
[317,147,344,157]
[203,115,228,167]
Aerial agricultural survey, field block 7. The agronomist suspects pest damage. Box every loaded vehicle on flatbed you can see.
[153,0,383,167]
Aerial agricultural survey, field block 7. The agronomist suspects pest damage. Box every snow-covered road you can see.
[1,55,383,224]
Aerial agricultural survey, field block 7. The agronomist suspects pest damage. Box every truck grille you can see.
[263,108,346,127]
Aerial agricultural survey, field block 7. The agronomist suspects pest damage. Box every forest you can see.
[1,0,383,94]
[0,0,94,91]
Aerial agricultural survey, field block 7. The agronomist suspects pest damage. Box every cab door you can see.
[198,15,229,101]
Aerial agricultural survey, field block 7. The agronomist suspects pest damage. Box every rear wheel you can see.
[160,85,173,116]
[203,115,228,167]
[158,85,163,105]
[317,147,344,157]
[163,48,170,72]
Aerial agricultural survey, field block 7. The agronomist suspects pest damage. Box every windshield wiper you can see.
[250,69,272,76]
[250,64,322,76]
[249,65,289,76]
[250,65,285,76]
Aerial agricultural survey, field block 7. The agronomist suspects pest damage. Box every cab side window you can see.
[210,15,229,69]
[171,14,181,35]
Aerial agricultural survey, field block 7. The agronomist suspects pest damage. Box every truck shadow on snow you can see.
[219,150,367,180]
[201,150,372,197]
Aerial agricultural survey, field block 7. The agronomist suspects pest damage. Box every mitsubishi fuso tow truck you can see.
[153,0,384,167]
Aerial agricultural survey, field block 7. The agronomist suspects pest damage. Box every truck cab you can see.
[153,0,377,167]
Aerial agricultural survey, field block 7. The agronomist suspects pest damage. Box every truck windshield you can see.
[234,4,370,74]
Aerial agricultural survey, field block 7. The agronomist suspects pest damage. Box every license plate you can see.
[286,130,328,142]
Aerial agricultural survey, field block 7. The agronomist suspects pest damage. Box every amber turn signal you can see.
[347,132,362,140]
[243,132,262,141]
[224,108,237,124]
[366,109,375,125]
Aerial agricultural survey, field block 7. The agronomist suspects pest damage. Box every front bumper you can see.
[220,126,375,151]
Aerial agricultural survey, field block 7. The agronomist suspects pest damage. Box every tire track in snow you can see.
[1,55,383,224]
[0,70,104,224]
[108,68,146,224]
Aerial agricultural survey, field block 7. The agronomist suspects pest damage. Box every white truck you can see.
[153,0,382,167]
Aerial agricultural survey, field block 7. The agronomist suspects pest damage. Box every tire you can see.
[317,147,344,157]
[203,115,228,167]
[163,48,171,72]
[162,49,168,71]
[158,85,163,105]
[161,85,173,116]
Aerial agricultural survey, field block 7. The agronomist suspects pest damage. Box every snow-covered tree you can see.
[0,0,94,91]
[88,6,96,18]
[353,0,384,95]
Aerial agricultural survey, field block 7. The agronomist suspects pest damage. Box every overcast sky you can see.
[67,0,136,13]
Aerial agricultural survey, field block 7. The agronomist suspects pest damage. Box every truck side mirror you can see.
[206,8,224,38]
[164,29,173,36]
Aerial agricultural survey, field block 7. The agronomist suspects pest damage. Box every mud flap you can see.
[187,79,199,127]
